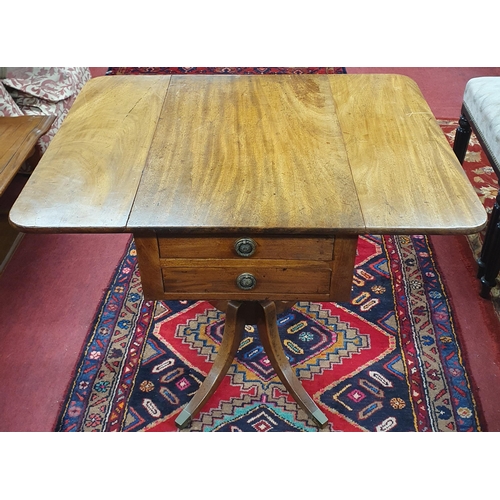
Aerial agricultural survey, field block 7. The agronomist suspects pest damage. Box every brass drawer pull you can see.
[236,273,257,290]
[234,238,256,257]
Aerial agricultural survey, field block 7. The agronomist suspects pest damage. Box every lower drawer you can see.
[161,263,331,295]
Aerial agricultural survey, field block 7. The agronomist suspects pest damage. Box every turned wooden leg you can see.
[453,113,472,165]
[478,190,500,298]
[256,300,328,428]
[175,300,245,429]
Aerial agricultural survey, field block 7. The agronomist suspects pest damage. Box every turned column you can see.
[453,113,472,165]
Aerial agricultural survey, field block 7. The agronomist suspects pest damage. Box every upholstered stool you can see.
[453,77,500,298]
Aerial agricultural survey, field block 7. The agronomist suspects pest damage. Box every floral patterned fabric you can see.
[0,81,23,116]
[1,67,91,153]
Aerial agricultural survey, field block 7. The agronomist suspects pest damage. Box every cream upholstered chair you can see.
[453,77,500,298]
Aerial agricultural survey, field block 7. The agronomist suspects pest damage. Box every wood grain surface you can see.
[9,76,171,232]
[157,235,334,260]
[0,115,55,196]
[328,74,487,234]
[136,231,355,302]
[330,235,358,300]
[127,75,364,233]
[134,232,165,299]
[161,260,331,295]
[9,74,487,235]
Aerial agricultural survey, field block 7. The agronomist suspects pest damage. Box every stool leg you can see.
[256,300,328,428]
[175,300,245,429]
[453,113,472,164]
[478,190,500,298]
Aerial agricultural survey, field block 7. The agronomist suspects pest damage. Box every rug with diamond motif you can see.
[56,233,481,432]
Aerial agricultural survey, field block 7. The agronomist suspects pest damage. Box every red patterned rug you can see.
[56,233,481,432]
[107,67,346,75]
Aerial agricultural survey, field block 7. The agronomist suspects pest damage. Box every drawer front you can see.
[135,232,357,302]
[161,263,332,295]
[158,235,334,261]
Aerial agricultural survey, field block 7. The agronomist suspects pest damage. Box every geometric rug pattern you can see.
[56,234,481,432]
[106,67,347,75]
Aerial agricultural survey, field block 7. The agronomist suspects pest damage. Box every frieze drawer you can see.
[158,236,335,261]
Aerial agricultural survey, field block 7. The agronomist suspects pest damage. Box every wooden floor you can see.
[0,67,500,432]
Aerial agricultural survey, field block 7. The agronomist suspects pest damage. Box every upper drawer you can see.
[157,235,334,260]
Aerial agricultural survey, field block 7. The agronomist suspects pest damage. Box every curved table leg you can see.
[175,300,245,429]
[256,300,328,428]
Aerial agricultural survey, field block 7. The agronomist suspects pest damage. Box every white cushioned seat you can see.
[463,77,500,170]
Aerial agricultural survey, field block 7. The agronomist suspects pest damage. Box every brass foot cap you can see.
[175,409,192,429]
[312,409,329,428]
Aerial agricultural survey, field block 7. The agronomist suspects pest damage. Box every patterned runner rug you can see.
[57,234,481,432]
[107,67,346,75]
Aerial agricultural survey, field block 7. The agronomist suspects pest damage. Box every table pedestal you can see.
[174,300,328,429]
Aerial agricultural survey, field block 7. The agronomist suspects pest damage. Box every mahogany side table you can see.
[9,74,486,429]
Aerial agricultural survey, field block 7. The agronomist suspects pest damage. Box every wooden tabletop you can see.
[9,74,487,235]
[0,115,55,197]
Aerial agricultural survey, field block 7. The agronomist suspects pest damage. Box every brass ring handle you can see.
[236,273,257,290]
[234,238,256,257]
